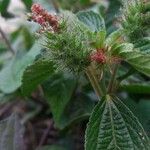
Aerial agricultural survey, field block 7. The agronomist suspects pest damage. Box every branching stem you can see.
[86,66,103,99]
[107,64,119,93]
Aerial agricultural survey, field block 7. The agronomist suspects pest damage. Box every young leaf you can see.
[85,95,150,150]
[105,29,124,47]
[113,43,150,77]
[0,114,25,150]
[77,11,105,32]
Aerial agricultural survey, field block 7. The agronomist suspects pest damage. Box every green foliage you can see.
[0,114,25,150]
[44,11,94,72]
[43,73,77,128]
[113,43,150,77]
[120,82,150,94]
[56,0,92,12]
[77,11,105,32]
[134,37,150,53]
[0,0,150,149]
[0,0,14,18]
[21,0,32,10]
[22,57,54,96]
[121,0,150,42]
[105,29,123,47]
[43,73,94,129]
[0,42,41,93]
[85,95,150,150]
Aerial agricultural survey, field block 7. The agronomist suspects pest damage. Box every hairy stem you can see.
[0,26,15,55]
[86,66,103,99]
[107,64,119,93]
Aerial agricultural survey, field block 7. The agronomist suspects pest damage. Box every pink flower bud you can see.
[30,3,60,32]
[90,51,106,64]
[31,3,44,15]
[35,16,46,25]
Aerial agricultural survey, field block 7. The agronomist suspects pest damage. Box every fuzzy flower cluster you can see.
[29,3,59,32]
[90,49,106,64]
[90,48,122,64]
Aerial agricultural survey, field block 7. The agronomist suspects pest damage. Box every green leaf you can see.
[77,11,105,32]
[85,95,150,150]
[95,30,106,48]
[134,37,150,53]
[0,0,10,11]
[0,42,42,93]
[105,29,124,47]
[113,43,150,77]
[43,73,94,129]
[54,92,94,129]
[120,82,150,94]
[21,0,32,10]
[0,114,25,150]
[43,73,77,126]
[123,98,150,137]
[0,0,14,18]
[21,58,54,96]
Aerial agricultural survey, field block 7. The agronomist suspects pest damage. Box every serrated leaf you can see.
[113,43,150,77]
[134,37,150,53]
[21,58,54,96]
[43,73,94,129]
[43,73,77,126]
[0,42,42,93]
[0,114,25,150]
[62,11,93,40]
[77,11,105,32]
[85,95,150,150]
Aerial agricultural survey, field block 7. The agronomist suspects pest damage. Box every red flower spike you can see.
[30,3,59,32]
[90,51,106,64]
[31,3,44,15]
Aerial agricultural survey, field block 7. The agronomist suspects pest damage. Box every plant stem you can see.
[0,26,15,55]
[101,74,107,94]
[86,66,103,99]
[107,64,119,93]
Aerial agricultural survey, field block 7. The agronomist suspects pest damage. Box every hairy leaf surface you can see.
[85,95,150,150]
[77,11,105,32]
